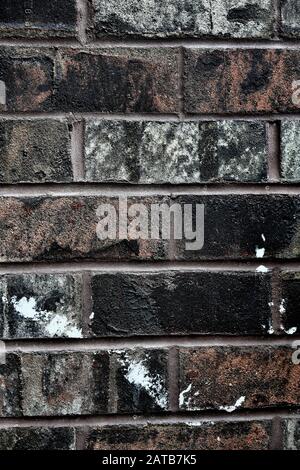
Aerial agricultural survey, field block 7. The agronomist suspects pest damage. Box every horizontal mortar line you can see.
[0,183,300,196]
[2,38,300,49]
[1,113,300,121]
[1,260,300,274]
[0,409,299,429]
[3,336,300,352]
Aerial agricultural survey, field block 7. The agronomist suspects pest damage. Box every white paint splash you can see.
[119,354,168,409]
[12,296,40,319]
[45,314,82,338]
[281,326,298,335]
[89,312,95,320]
[261,234,266,242]
[179,384,192,407]
[255,247,265,258]
[256,265,269,273]
[219,396,246,413]
[279,299,286,315]
[0,80,6,105]
[268,325,275,334]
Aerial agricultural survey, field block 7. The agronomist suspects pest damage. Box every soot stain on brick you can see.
[227,4,267,24]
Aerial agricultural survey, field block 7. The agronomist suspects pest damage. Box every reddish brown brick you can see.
[179,347,300,411]
[184,49,300,114]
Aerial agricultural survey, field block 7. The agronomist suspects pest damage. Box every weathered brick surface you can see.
[280,0,300,38]
[84,421,272,450]
[91,272,272,337]
[85,120,267,183]
[184,49,300,114]
[280,272,300,335]
[89,0,274,39]
[0,0,77,38]
[0,354,22,417]
[0,120,72,183]
[0,274,83,339]
[179,347,300,411]
[281,121,300,182]
[0,427,75,450]
[282,419,300,450]
[0,195,299,262]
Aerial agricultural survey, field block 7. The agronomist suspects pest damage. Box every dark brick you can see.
[0,48,54,112]
[184,49,300,114]
[0,120,72,183]
[282,419,300,450]
[20,352,109,416]
[55,49,179,112]
[0,274,83,339]
[90,0,274,39]
[0,0,77,38]
[281,121,300,182]
[91,271,272,337]
[179,347,300,411]
[0,427,75,450]
[111,349,169,413]
[85,120,267,183]
[0,354,22,417]
[280,0,300,38]
[0,195,298,262]
[280,272,300,336]
[84,421,272,450]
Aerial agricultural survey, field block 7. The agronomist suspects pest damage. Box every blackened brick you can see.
[91,272,272,337]
[282,419,300,450]
[280,272,300,335]
[90,0,274,39]
[0,48,54,112]
[55,49,179,112]
[280,0,300,38]
[111,349,169,413]
[85,120,267,183]
[184,49,300,114]
[179,347,300,411]
[0,274,83,339]
[0,354,22,417]
[21,352,109,416]
[281,121,300,182]
[0,120,72,183]
[84,421,272,450]
[0,427,75,450]
[0,0,77,38]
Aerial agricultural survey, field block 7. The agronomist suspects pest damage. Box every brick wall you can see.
[0,0,300,451]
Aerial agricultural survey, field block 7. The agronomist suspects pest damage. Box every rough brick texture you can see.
[0,1,299,452]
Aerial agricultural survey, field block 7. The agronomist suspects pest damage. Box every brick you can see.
[0,0,77,38]
[0,427,75,450]
[90,0,274,39]
[91,272,272,337]
[20,352,109,416]
[184,49,300,114]
[281,121,300,182]
[0,48,54,112]
[0,195,299,262]
[280,272,300,335]
[282,419,300,450]
[84,421,272,450]
[280,0,300,38]
[0,354,22,417]
[179,347,300,411]
[0,120,72,183]
[111,349,169,413]
[0,274,83,339]
[55,49,179,112]
[85,120,267,183]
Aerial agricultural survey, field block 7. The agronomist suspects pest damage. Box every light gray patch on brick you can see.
[91,0,274,38]
[0,81,6,106]
[281,121,300,182]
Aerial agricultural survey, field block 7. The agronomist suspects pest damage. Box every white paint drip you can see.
[255,247,265,258]
[0,80,6,105]
[261,234,266,242]
[279,299,286,315]
[268,326,275,335]
[179,383,192,407]
[120,354,168,409]
[256,265,269,273]
[219,396,246,413]
[89,312,95,320]
[280,326,298,335]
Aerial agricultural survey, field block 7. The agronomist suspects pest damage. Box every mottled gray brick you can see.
[0,354,22,417]
[0,427,75,450]
[85,120,267,183]
[0,274,83,339]
[280,0,300,38]
[0,120,72,183]
[90,0,274,39]
[281,121,300,182]
[282,419,300,449]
